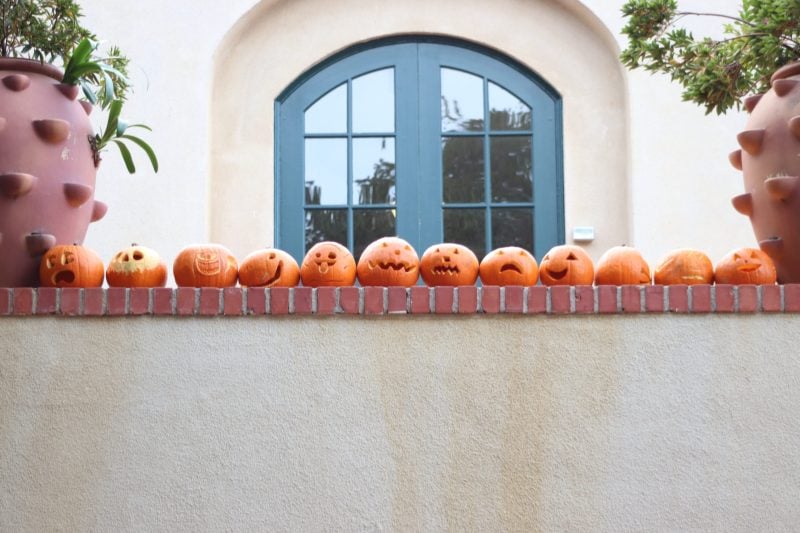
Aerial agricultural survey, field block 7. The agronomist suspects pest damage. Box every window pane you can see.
[305,209,348,251]
[353,137,396,205]
[491,208,533,251]
[353,209,396,260]
[305,83,347,134]
[444,208,486,259]
[489,82,531,131]
[441,68,484,132]
[305,138,347,205]
[353,68,395,133]
[490,136,532,202]
[442,137,484,203]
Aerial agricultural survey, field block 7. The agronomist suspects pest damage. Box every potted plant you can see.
[0,0,157,286]
[620,0,800,282]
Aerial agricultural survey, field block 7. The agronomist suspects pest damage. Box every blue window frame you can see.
[276,37,563,261]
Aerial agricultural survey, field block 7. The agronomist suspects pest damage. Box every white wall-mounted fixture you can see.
[572,226,595,242]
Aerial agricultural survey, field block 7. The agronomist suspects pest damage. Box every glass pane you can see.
[305,209,348,251]
[353,137,396,205]
[444,208,486,259]
[489,82,531,131]
[353,68,395,133]
[305,138,347,205]
[441,68,484,132]
[305,83,347,134]
[442,137,484,203]
[353,209,396,260]
[490,136,532,202]
[491,208,533,251]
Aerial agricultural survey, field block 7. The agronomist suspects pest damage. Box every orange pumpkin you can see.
[239,248,300,288]
[39,243,104,287]
[419,243,479,286]
[173,244,238,287]
[594,246,651,285]
[653,248,713,286]
[106,244,168,287]
[300,241,356,287]
[479,246,538,286]
[357,237,419,287]
[714,247,777,285]
[538,245,594,286]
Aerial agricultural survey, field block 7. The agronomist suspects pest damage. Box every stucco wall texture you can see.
[2,316,800,531]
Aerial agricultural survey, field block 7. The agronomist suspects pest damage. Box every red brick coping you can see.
[1,285,796,316]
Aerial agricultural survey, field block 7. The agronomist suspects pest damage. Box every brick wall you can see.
[2,284,797,316]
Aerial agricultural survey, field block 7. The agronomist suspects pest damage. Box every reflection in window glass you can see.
[442,137,484,203]
[492,208,533,251]
[441,68,484,132]
[305,209,348,250]
[305,138,347,205]
[444,208,486,259]
[353,69,395,133]
[353,209,396,260]
[353,137,396,205]
[490,136,532,202]
[305,84,347,134]
[488,82,531,131]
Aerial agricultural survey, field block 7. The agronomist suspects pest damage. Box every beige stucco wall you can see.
[2,315,800,531]
[73,0,753,277]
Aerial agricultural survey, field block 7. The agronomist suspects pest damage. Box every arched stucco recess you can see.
[210,0,629,260]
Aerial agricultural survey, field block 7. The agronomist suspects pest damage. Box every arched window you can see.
[276,37,563,260]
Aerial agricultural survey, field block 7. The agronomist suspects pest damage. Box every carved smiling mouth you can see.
[195,254,221,275]
[546,267,567,280]
[256,261,283,287]
[370,260,415,272]
[500,263,522,274]
[737,263,760,272]
[433,265,460,275]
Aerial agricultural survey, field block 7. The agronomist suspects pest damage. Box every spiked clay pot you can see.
[730,62,800,283]
[0,59,106,287]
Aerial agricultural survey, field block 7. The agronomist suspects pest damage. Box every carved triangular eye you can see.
[453,248,460,254]
[498,250,505,255]
[750,251,759,259]
[542,255,550,261]
[567,253,577,260]
[381,242,388,247]
[734,253,741,261]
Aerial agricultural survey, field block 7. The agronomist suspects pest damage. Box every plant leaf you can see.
[120,134,159,173]
[111,139,135,173]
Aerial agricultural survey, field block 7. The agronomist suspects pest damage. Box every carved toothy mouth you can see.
[500,263,522,274]
[195,254,221,275]
[433,265,460,275]
[370,260,415,272]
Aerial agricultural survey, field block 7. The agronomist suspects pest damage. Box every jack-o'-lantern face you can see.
[538,245,594,286]
[106,244,168,287]
[300,241,356,287]
[39,244,104,287]
[357,237,419,287]
[653,248,713,286]
[419,243,479,286]
[594,246,651,285]
[173,244,238,287]
[479,246,538,286]
[239,248,300,288]
[714,247,777,285]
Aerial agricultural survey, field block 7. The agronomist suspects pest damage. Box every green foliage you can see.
[0,0,155,173]
[620,0,800,114]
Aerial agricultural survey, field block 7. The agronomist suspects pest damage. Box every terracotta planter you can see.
[0,59,106,287]
[730,61,800,283]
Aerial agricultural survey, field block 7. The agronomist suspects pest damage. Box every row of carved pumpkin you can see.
[37,237,777,289]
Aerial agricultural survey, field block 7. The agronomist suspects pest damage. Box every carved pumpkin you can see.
[39,243,104,287]
[357,236,419,287]
[419,243,479,286]
[173,244,238,287]
[538,244,594,286]
[479,246,538,286]
[714,247,777,285]
[300,241,356,287]
[594,246,651,285]
[239,248,300,288]
[653,248,713,286]
[106,244,168,287]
